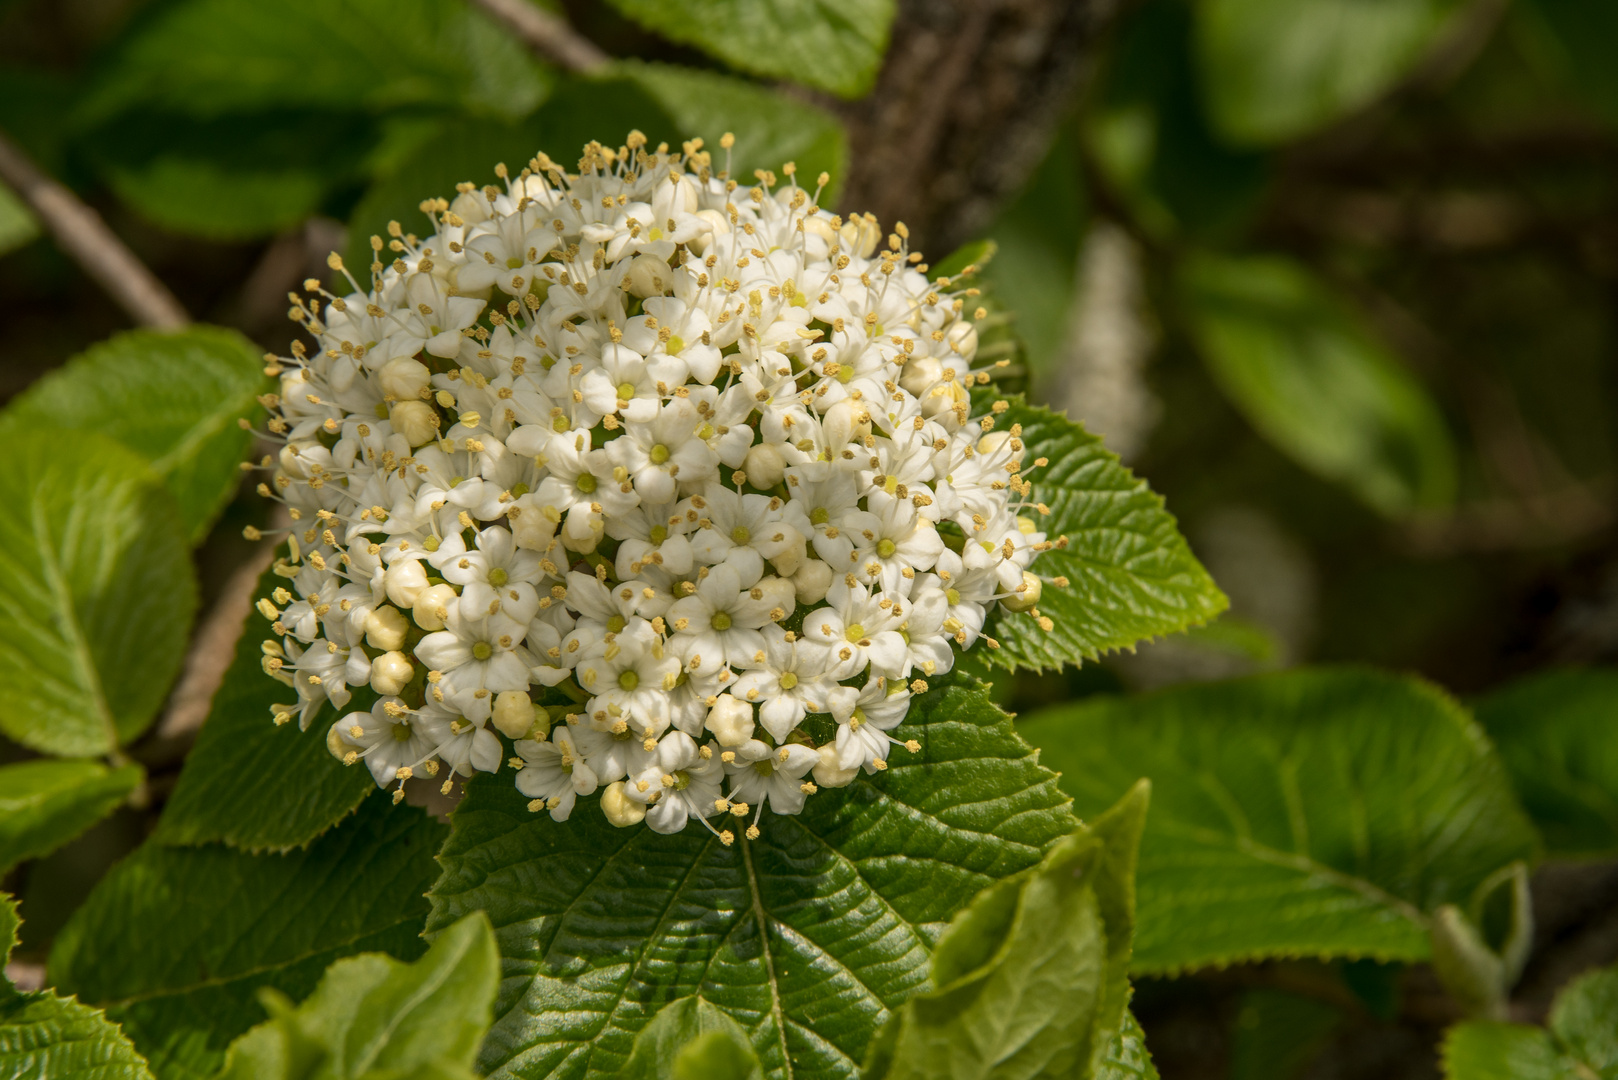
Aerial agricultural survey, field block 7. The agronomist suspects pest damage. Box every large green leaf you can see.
[49,798,446,1080]
[0,892,154,1080]
[600,0,894,99]
[1018,668,1539,973]
[0,759,143,873]
[1443,965,1618,1079]
[1097,1012,1159,1080]
[1177,252,1456,516]
[427,671,1076,1080]
[5,327,267,541]
[1472,668,1618,857]
[77,0,548,126]
[980,397,1227,673]
[0,429,197,757]
[864,783,1147,1080]
[154,565,375,853]
[216,913,498,1080]
[346,64,845,272]
[1195,0,1470,145]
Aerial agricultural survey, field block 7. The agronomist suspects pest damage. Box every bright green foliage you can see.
[863,783,1147,1080]
[0,894,154,1080]
[1195,0,1470,144]
[1019,668,1539,973]
[1473,668,1618,856]
[0,185,37,257]
[50,799,446,1080]
[1084,0,1269,241]
[0,431,196,757]
[155,566,375,853]
[0,760,143,873]
[621,998,763,1080]
[1177,253,1456,516]
[345,63,845,273]
[1096,1012,1159,1080]
[980,398,1227,673]
[76,0,548,125]
[1228,990,1340,1080]
[1443,965,1618,1079]
[427,671,1076,1080]
[214,914,499,1080]
[600,0,895,98]
[5,327,268,541]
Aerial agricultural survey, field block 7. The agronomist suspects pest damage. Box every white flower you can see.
[730,626,839,741]
[415,609,530,723]
[723,740,820,818]
[630,731,725,835]
[329,697,435,787]
[413,698,502,778]
[515,726,598,821]
[664,563,792,678]
[574,620,681,735]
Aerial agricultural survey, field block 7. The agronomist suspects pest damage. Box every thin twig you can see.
[466,0,609,72]
[0,129,188,329]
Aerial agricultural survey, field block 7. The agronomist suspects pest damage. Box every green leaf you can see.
[0,760,143,873]
[0,429,197,757]
[1097,1011,1159,1080]
[0,991,156,1080]
[621,998,763,1080]
[0,184,38,258]
[154,565,375,853]
[49,798,446,1080]
[865,783,1147,1080]
[346,64,846,272]
[1443,964,1618,1079]
[1196,0,1468,145]
[5,327,267,541]
[600,0,895,98]
[1085,0,1270,241]
[215,913,498,1080]
[1177,252,1456,516]
[427,670,1076,1080]
[1229,990,1339,1080]
[77,0,549,126]
[1472,668,1618,857]
[979,397,1227,673]
[1018,668,1539,973]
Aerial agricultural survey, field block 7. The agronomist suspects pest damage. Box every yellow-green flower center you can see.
[946,588,961,605]
[711,611,733,631]
[666,335,685,355]
[845,623,865,643]
[506,256,524,269]
[876,538,897,559]
[650,443,671,465]
[616,381,637,401]
[731,525,751,545]
[779,672,798,690]
[752,758,775,776]
[576,473,597,493]
[810,507,830,526]
[671,769,691,791]
[650,524,669,543]
[607,614,626,634]
[472,642,493,661]
[488,567,508,586]
[391,722,413,742]
[618,669,640,691]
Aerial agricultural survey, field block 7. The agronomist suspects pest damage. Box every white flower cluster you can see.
[252,132,1064,843]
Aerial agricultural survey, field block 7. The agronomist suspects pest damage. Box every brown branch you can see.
[0,129,188,330]
[466,0,608,72]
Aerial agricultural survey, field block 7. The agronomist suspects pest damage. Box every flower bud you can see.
[379,356,431,402]
[561,507,604,553]
[413,583,459,631]
[370,650,414,695]
[793,559,832,605]
[326,721,349,761]
[977,430,1021,464]
[899,356,942,399]
[802,215,837,248]
[840,214,880,258]
[449,190,490,226]
[705,694,755,747]
[365,605,409,651]
[492,690,534,739]
[743,442,785,489]
[1001,571,1043,613]
[822,399,871,449]
[507,494,559,552]
[813,744,858,788]
[689,208,731,255]
[384,560,429,608]
[624,253,672,298]
[601,780,647,827]
[390,400,439,447]
[946,319,979,362]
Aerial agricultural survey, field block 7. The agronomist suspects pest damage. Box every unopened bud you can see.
[601,781,647,827]
[624,253,672,298]
[813,744,858,788]
[412,584,459,631]
[1001,571,1042,613]
[379,356,431,402]
[390,400,439,447]
[365,605,409,651]
[705,694,755,747]
[492,690,534,739]
[793,560,832,605]
[743,442,785,488]
[384,560,429,608]
[370,651,414,695]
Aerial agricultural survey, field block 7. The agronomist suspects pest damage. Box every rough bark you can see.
[836,0,1117,258]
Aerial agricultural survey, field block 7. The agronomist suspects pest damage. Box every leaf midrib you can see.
[741,833,792,1080]
[31,487,117,755]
